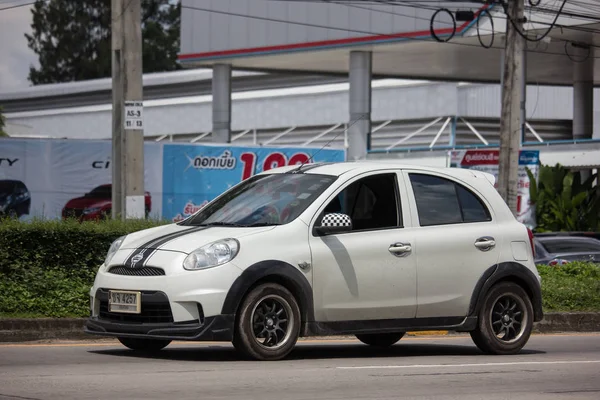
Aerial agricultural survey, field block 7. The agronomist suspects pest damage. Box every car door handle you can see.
[389,243,412,257]
[475,236,496,251]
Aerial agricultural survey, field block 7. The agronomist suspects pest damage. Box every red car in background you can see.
[62,184,151,221]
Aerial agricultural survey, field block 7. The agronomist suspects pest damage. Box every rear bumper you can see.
[84,314,234,341]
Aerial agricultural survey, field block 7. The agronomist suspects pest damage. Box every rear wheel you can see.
[118,337,171,351]
[356,332,404,347]
[470,282,533,355]
[233,283,301,361]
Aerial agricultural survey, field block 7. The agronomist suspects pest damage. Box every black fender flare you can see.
[468,261,544,322]
[221,260,315,333]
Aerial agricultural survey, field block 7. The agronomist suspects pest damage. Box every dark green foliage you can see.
[527,163,600,232]
[0,218,168,317]
[25,0,181,85]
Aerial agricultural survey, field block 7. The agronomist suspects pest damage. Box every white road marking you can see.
[338,360,600,370]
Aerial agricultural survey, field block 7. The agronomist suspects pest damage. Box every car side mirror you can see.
[315,213,353,236]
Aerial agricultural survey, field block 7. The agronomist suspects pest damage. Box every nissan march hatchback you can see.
[85,161,543,361]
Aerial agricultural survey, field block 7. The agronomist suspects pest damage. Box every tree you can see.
[25,0,181,85]
[0,106,7,137]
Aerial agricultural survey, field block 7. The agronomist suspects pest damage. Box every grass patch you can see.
[537,262,600,312]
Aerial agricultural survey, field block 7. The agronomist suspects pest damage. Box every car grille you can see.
[96,289,174,324]
[108,266,165,276]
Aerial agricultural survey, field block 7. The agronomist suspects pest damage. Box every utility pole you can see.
[497,0,525,216]
[111,0,145,220]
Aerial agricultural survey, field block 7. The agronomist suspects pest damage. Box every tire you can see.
[356,332,404,347]
[470,281,534,355]
[232,283,301,361]
[118,337,171,351]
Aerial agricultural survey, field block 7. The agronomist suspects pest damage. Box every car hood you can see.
[119,223,277,254]
[65,196,111,209]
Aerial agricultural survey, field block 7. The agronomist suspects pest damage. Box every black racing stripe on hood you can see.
[124,226,209,268]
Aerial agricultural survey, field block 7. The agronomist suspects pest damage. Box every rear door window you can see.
[409,173,492,227]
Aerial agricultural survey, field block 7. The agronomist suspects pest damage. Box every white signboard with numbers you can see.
[124,101,144,130]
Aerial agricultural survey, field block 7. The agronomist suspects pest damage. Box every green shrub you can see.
[0,218,168,317]
[0,219,599,317]
[537,262,600,312]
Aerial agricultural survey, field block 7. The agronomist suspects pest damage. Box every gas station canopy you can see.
[178,0,600,86]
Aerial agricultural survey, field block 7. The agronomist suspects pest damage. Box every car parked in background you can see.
[534,235,600,266]
[85,161,542,361]
[62,184,151,221]
[0,179,31,219]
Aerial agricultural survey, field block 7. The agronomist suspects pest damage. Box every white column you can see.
[348,51,372,161]
[573,47,594,140]
[212,64,232,143]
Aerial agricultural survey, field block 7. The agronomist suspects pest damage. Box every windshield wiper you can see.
[243,222,282,227]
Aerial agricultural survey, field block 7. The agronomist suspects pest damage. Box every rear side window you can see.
[409,173,491,227]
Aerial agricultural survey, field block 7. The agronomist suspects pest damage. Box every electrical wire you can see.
[0,0,36,11]
[476,7,494,49]
[564,41,591,63]
[503,0,568,43]
[429,8,455,43]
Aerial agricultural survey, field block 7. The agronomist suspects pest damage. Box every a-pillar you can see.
[573,48,594,140]
[212,63,232,143]
[348,51,372,161]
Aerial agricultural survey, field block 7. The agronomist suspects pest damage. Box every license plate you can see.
[108,290,141,314]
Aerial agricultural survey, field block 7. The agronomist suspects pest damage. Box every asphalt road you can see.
[1,334,599,400]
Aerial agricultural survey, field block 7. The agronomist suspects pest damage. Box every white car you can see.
[85,161,543,361]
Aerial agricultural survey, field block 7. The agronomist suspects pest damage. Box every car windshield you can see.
[87,186,112,198]
[0,181,16,192]
[181,173,337,227]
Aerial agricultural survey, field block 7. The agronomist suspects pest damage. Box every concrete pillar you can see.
[573,48,594,140]
[212,64,232,143]
[348,51,372,161]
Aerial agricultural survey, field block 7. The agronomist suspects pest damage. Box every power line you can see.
[0,1,36,11]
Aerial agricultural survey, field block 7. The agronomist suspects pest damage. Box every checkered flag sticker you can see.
[321,213,352,228]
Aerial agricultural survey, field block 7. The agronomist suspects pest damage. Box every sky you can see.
[0,0,37,92]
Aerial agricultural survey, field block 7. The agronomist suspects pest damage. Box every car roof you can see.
[263,161,496,185]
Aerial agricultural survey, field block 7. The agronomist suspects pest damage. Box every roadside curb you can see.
[1,312,599,343]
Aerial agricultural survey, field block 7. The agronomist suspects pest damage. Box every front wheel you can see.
[118,337,171,351]
[233,283,301,361]
[470,282,534,355]
[356,332,404,347]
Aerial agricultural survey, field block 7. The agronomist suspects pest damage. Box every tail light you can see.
[527,227,535,257]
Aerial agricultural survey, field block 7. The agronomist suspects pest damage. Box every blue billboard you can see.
[161,144,345,222]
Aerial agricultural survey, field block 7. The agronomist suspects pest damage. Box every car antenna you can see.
[290,113,369,173]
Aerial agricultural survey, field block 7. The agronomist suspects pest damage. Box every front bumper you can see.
[85,288,235,341]
[86,249,242,340]
[85,315,235,341]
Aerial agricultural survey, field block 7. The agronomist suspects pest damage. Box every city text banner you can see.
[0,139,345,221]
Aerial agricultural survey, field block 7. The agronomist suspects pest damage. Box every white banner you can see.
[0,139,163,221]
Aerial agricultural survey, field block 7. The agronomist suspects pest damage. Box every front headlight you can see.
[83,206,102,214]
[183,238,240,271]
[104,235,126,266]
